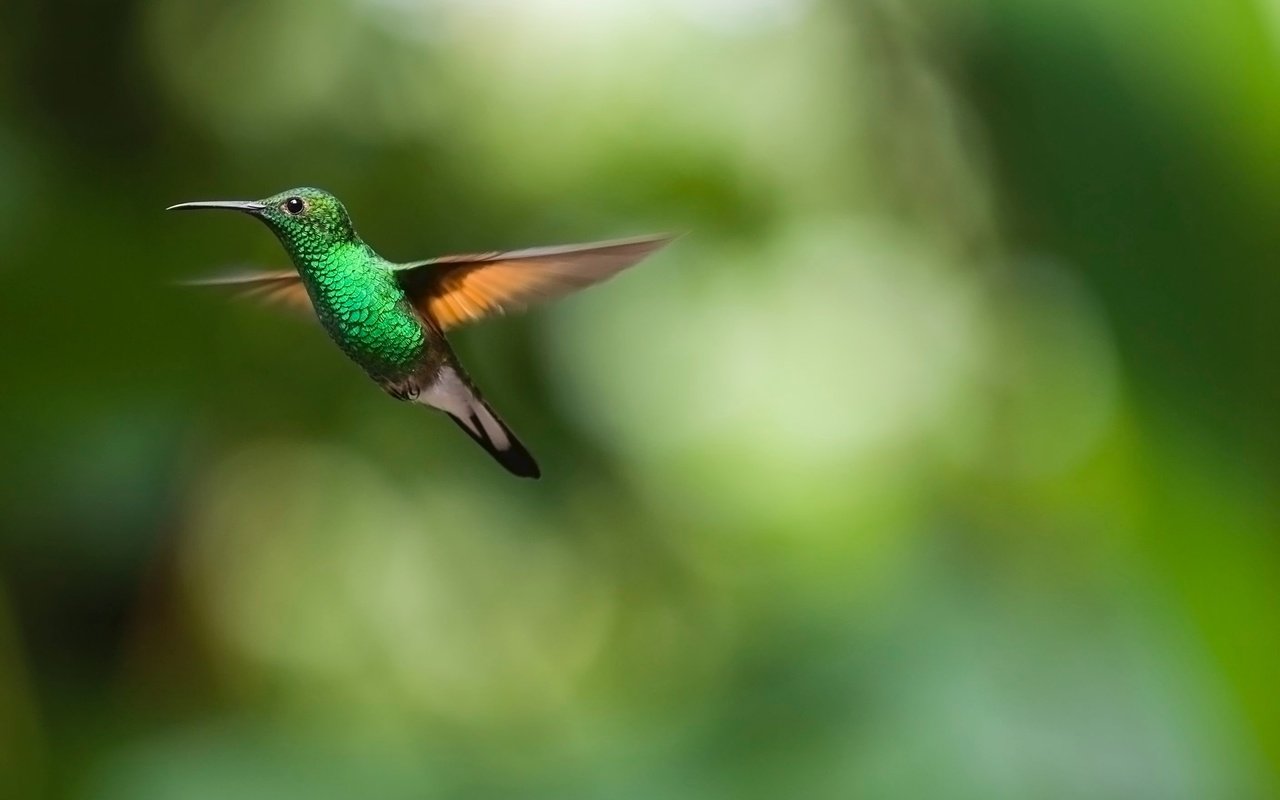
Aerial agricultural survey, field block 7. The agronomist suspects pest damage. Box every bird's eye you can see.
[282,197,306,215]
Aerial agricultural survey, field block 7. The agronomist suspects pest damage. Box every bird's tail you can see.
[418,363,541,479]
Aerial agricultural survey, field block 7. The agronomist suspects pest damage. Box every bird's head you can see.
[168,187,359,259]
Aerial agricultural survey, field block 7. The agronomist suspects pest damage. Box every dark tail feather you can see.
[446,400,541,479]
[419,362,541,479]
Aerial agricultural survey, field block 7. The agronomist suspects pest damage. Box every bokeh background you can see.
[1,0,1277,797]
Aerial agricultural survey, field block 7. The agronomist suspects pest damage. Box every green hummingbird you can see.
[170,187,673,479]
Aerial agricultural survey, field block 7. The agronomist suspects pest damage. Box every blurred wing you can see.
[179,269,313,313]
[395,234,675,330]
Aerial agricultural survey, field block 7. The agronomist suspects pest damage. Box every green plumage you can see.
[170,185,673,478]
[296,241,426,382]
[256,190,426,383]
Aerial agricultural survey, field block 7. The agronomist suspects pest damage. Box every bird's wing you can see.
[179,269,313,312]
[393,234,675,331]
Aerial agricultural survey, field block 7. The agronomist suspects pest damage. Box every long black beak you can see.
[166,200,266,214]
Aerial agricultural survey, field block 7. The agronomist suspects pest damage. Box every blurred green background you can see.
[1,0,1278,797]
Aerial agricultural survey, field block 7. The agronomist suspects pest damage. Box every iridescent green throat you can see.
[284,238,427,382]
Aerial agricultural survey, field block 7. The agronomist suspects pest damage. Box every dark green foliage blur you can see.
[0,0,1277,797]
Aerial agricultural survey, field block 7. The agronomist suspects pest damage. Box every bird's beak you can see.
[166,200,267,214]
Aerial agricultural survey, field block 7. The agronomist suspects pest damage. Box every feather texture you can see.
[178,270,312,312]
[180,234,675,329]
[394,234,675,330]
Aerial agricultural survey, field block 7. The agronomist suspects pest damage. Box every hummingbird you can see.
[169,187,673,479]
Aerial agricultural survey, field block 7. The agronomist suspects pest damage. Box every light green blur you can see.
[0,0,1276,798]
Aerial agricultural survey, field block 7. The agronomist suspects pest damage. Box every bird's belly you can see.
[314,295,426,381]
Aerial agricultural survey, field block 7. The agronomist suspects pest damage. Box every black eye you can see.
[283,196,306,215]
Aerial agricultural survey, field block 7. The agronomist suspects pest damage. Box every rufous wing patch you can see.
[396,234,675,331]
